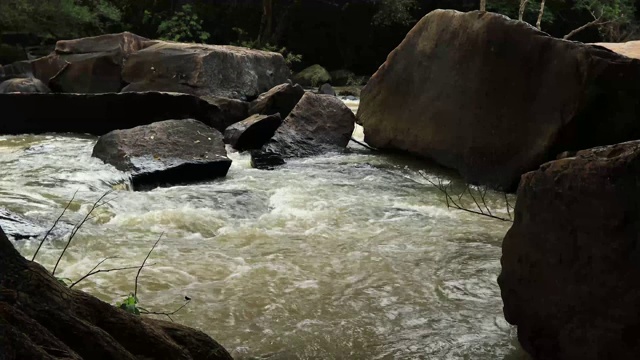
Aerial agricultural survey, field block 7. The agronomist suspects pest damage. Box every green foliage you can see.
[573,0,636,40]
[150,4,210,43]
[232,27,302,66]
[371,0,418,27]
[117,293,142,315]
[0,0,122,40]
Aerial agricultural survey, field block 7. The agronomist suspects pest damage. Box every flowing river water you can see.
[0,99,528,359]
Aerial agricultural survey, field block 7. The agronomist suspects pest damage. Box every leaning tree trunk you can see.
[480,0,487,11]
[536,0,546,30]
[0,226,232,359]
[518,0,529,21]
[258,0,274,46]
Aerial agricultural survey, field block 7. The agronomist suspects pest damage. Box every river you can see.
[0,99,527,359]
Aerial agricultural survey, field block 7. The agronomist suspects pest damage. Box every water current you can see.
[0,99,528,359]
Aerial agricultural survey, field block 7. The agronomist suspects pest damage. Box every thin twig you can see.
[140,299,191,322]
[134,233,164,298]
[420,173,513,222]
[504,193,512,220]
[52,190,113,276]
[32,190,78,262]
[70,263,155,289]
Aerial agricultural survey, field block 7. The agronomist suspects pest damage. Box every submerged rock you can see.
[0,78,50,94]
[224,113,282,151]
[251,92,355,168]
[0,92,229,135]
[293,64,331,87]
[92,119,232,190]
[499,140,640,359]
[122,41,290,100]
[0,209,46,240]
[248,82,305,119]
[358,9,640,190]
[0,225,233,359]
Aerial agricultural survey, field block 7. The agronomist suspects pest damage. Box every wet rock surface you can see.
[92,119,232,190]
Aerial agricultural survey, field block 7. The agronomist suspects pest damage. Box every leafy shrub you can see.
[231,27,302,66]
[146,4,210,43]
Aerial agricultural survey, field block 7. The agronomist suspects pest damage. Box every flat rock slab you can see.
[122,41,290,100]
[92,119,231,190]
[0,92,229,135]
[358,9,640,190]
[251,92,355,168]
[224,113,282,151]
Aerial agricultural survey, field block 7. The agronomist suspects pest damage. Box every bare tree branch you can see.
[564,10,605,39]
[134,232,163,298]
[419,173,513,222]
[32,190,78,262]
[139,298,191,322]
[70,263,155,289]
[52,190,114,276]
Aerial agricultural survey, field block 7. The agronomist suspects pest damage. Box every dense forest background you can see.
[1,0,639,76]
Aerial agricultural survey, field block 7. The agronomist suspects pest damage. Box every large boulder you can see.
[122,41,290,100]
[499,140,640,359]
[10,32,150,93]
[92,119,232,190]
[0,225,232,359]
[224,113,282,151]
[357,10,640,190]
[293,64,331,87]
[248,82,305,118]
[0,78,50,93]
[0,92,229,135]
[54,32,150,55]
[251,92,355,168]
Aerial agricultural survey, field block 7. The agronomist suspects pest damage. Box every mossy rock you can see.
[293,64,331,87]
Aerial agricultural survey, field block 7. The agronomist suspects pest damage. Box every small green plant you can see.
[117,293,144,315]
[231,27,302,66]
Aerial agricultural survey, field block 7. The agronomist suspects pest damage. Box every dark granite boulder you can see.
[92,119,232,190]
[224,113,282,151]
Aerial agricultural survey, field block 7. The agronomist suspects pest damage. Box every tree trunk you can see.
[258,0,274,46]
[518,0,529,21]
[536,0,546,30]
[480,0,487,11]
